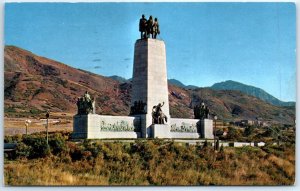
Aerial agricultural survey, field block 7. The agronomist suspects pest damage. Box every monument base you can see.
[200,119,214,139]
[151,124,170,138]
[72,115,88,139]
[73,114,214,139]
[73,114,141,139]
[170,132,200,139]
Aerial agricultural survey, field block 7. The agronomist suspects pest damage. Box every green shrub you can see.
[68,142,85,161]
[243,126,255,137]
[203,140,208,147]
[227,126,242,140]
[80,140,105,159]
[29,109,42,115]
[49,134,67,155]
[23,137,50,159]
[4,136,14,143]
[14,142,31,159]
[5,134,23,143]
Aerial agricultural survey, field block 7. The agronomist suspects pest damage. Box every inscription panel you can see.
[170,118,200,133]
[100,120,140,132]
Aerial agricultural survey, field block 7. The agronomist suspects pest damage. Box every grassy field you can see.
[4,132,295,186]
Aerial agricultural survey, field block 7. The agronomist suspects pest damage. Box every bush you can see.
[29,109,42,115]
[5,134,23,143]
[68,142,85,161]
[262,126,281,139]
[243,126,255,137]
[49,134,67,155]
[14,142,31,159]
[84,141,104,158]
[23,137,50,159]
[4,136,14,143]
[227,126,242,140]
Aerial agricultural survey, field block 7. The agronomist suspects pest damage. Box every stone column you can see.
[131,39,170,138]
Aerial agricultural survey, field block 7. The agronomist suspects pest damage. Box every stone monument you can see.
[72,16,213,140]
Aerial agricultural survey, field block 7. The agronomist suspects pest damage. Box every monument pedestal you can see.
[138,114,153,138]
[72,115,88,139]
[73,114,141,139]
[151,124,170,138]
[200,119,214,139]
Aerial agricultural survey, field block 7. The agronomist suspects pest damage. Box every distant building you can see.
[241,120,255,126]
[232,119,268,127]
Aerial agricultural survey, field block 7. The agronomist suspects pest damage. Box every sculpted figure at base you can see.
[194,104,200,119]
[76,91,95,115]
[152,102,168,124]
[194,102,210,120]
[130,100,147,115]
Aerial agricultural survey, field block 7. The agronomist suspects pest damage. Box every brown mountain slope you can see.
[4,45,129,116]
[4,46,295,125]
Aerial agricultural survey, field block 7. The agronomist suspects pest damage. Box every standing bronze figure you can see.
[152,18,160,39]
[139,14,147,39]
[146,15,153,38]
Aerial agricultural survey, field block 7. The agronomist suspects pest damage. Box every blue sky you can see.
[5,2,296,101]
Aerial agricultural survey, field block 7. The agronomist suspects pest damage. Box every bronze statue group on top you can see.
[139,14,160,39]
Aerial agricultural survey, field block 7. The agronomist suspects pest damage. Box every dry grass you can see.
[4,136,295,186]
[5,158,109,185]
[267,154,295,178]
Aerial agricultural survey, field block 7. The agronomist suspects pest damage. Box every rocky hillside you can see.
[4,46,130,117]
[4,46,295,125]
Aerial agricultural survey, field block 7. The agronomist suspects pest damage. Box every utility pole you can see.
[46,111,50,144]
[214,115,218,150]
[25,119,31,135]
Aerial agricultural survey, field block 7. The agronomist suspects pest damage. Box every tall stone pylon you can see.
[131,38,170,138]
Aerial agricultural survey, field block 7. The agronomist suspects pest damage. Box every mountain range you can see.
[146,79,294,107]
[211,80,295,107]
[4,45,295,125]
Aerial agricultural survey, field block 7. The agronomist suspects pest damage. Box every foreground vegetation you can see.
[4,132,295,185]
